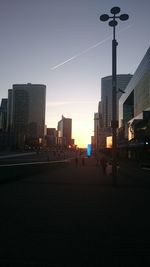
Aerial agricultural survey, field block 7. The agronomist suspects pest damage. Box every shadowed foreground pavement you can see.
[0,157,150,266]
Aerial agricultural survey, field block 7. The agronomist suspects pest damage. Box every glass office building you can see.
[99,74,132,148]
[57,115,72,147]
[10,83,46,148]
[119,47,150,141]
[101,74,132,128]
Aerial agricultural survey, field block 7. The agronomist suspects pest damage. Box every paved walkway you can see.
[0,156,150,266]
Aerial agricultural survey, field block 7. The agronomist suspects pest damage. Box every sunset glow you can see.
[0,1,150,151]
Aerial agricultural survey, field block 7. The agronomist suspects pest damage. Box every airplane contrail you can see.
[51,56,77,70]
[50,36,111,70]
[50,25,132,70]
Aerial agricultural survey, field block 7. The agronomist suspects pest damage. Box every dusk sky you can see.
[0,0,150,147]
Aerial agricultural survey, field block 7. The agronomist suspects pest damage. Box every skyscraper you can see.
[98,74,132,148]
[0,98,8,132]
[7,89,13,132]
[101,74,132,128]
[10,83,46,148]
[57,115,72,147]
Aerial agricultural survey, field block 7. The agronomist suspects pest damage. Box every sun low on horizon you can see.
[46,112,93,149]
[73,132,91,149]
[72,121,92,149]
[46,100,95,149]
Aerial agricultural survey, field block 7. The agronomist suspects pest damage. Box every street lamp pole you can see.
[100,7,129,185]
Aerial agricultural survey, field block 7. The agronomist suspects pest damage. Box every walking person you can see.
[100,154,107,175]
[75,157,79,167]
[81,157,85,166]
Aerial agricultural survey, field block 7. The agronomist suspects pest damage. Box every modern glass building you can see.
[101,74,132,128]
[99,74,132,148]
[9,83,46,147]
[119,47,150,143]
[57,115,72,147]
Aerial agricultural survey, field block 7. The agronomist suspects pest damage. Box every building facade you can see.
[8,83,46,148]
[119,47,150,145]
[96,74,132,149]
[0,99,8,132]
[46,128,57,146]
[101,74,133,128]
[57,115,72,147]
[7,89,13,132]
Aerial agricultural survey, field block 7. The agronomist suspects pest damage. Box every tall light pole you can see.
[100,7,129,185]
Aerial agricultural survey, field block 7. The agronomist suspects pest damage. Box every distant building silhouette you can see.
[57,115,72,147]
[7,89,13,133]
[0,98,8,133]
[46,128,57,146]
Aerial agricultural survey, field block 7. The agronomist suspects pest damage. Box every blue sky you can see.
[0,0,150,147]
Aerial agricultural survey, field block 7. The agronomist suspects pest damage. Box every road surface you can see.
[0,157,150,266]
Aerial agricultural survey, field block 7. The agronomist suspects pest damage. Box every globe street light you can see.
[100,7,129,185]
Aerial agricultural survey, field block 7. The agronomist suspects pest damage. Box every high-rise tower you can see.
[11,83,46,147]
[57,115,72,147]
[101,74,132,128]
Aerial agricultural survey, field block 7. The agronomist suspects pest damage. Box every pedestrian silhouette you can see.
[82,157,85,166]
[75,157,78,167]
[100,155,107,175]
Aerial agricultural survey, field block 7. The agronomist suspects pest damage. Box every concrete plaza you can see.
[0,157,150,266]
